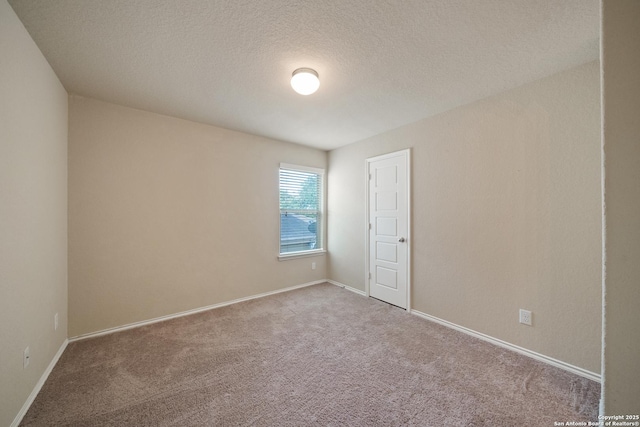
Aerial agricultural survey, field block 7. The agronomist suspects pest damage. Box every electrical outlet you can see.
[311,262,316,270]
[23,346,30,369]
[519,309,532,326]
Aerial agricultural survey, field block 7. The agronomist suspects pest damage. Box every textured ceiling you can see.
[8,0,599,150]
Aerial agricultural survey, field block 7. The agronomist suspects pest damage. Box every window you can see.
[279,163,324,257]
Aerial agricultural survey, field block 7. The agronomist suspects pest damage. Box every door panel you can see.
[376,217,397,236]
[376,192,397,210]
[376,242,397,262]
[368,150,409,309]
[376,266,398,289]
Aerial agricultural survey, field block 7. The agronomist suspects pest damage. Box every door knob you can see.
[398,237,406,243]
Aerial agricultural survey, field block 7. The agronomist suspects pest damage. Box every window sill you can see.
[278,250,326,261]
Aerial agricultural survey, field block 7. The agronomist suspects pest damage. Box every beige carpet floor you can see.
[21,283,600,426]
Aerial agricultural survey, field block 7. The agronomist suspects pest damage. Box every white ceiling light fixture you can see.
[291,68,320,95]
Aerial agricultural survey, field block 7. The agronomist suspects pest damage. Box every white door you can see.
[367,150,410,309]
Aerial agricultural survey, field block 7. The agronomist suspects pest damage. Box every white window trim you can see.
[278,163,326,260]
[280,163,324,175]
[278,249,327,261]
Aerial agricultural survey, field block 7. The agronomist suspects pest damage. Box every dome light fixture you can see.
[291,68,320,95]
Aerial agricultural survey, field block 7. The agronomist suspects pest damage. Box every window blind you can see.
[279,166,323,254]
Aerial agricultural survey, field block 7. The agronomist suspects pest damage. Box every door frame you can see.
[365,148,411,311]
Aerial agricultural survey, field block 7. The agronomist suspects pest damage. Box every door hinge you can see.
[369,173,372,180]
[368,223,372,230]
[368,272,372,279]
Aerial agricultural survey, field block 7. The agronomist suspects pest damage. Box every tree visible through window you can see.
[279,164,323,255]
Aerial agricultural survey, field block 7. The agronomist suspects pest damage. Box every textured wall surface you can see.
[9,0,599,149]
[328,62,602,373]
[68,96,327,337]
[0,1,68,425]
[601,0,640,415]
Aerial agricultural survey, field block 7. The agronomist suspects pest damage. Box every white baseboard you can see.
[11,338,68,427]
[326,281,600,383]
[69,280,327,342]
[10,281,601,426]
[327,280,366,296]
[410,309,601,383]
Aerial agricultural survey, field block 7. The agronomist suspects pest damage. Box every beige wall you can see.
[328,61,602,373]
[0,1,68,425]
[601,0,640,414]
[68,96,327,337]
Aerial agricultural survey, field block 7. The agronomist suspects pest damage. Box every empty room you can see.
[1,0,639,425]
